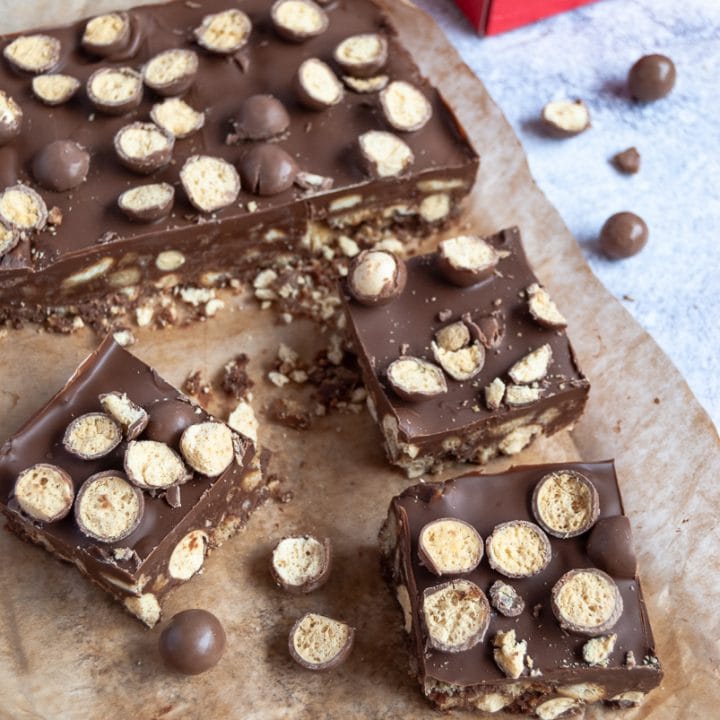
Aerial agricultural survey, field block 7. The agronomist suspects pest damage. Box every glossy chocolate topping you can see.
[159,608,227,675]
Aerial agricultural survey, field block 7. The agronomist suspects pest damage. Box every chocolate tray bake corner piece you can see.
[0,336,268,627]
[379,461,663,715]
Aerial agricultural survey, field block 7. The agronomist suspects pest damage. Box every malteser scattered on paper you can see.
[288,613,354,670]
[271,535,332,593]
[14,464,74,523]
[542,99,591,136]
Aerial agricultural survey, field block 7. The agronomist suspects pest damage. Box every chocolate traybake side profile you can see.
[0,0,478,326]
[380,461,663,715]
[0,337,267,627]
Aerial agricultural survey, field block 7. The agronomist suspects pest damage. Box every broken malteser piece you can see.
[159,609,226,675]
[31,74,81,106]
[532,470,600,538]
[13,464,74,523]
[63,412,122,460]
[583,633,617,666]
[489,580,525,617]
[74,470,144,543]
[431,320,485,381]
[86,67,143,115]
[342,74,389,93]
[143,48,199,97]
[229,94,290,142]
[0,222,19,258]
[0,91,22,145]
[194,9,252,55]
[238,144,298,196]
[386,356,447,402]
[586,516,637,579]
[271,0,329,42]
[180,155,240,213]
[347,249,406,306]
[613,147,641,175]
[118,183,175,223]
[180,421,235,477]
[151,98,205,139]
[114,122,175,175]
[508,343,552,384]
[484,377,505,411]
[466,311,505,349]
[294,171,333,192]
[32,140,90,193]
[504,384,542,407]
[3,34,60,74]
[541,99,591,136]
[551,568,623,636]
[493,629,528,679]
[99,391,149,440]
[334,33,388,78]
[270,535,332,593]
[0,184,48,232]
[296,58,344,110]
[436,235,499,287]
[527,283,568,330]
[486,520,551,578]
[380,81,432,133]
[417,517,483,576]
[288,613,354,670]
[358,130,414,178]
[124,440,190,489]
[535,697,582,720]
[81,13,131,57]
[422,579,490,653]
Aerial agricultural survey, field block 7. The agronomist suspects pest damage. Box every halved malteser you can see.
[486,520,551,578]
[296,58,344,110]
[31,74,81,106]
[489,580,525,617]
[194,9,252,55]
[0,222,19,258]
[289,613,355,670]
[333,33,388,78]
[379,81,432,132]
[179,421,235,477]
[74,470,144,543]
[86,67,143,115]
[386,356,447,402]
[81,13,131,58]
[347,249,406,306]
[14,463,74,523]
[508,344,552,384]
[271,0,328,42]
[63,412,122,460]
[358,131,414,178]
[3,34,60,74]
[0,91,22,145]
[551,568,623,636]
[143,49,199,97]
[124,440,191,489]
[422,579,490,653]
[431,320,485,382]
[527,283,568,329]
[542,99,590,137]
[532,470,600,538]
[180,155,240,213]
[99,391,149,441]
[0,185,48,232]
[118,183,175,223]
[436,235,499,287]
[418,517,483,576]
[270,535,332,593]
[114,122,175,175]
[342,74,389,94]
[150,98,205,139]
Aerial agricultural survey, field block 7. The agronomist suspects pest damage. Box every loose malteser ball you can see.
[32,140,90,192]
[628,54,676,102]
[159,609,226,675]
[599,212,648,259]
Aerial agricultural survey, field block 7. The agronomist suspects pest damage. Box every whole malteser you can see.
[32,140,90,193]
[288,613,354,670]
[270,535,332,593]
[143,48,199,97]
[114,122,175,175]
[81,13,131,57]
[599,211,648,259]
[0,91,23,146]
[485,520,552,579]
[417,517,483,576]
[31,74,81,106]
[118,183,175,223]
[194,9,252,55]
[14,463,74,523]
[628,54,676,102]
[436,235,499,287]
[586,516,638,579]
[86,67,143,115]
[159,609,227,675]
[3,34,61,74]
[231,94,290,141]
[124,439,191,490]
[347,249,406,306]
[532,470,600,538]
[238,144,298,196]
[386,356,447,402]
[62,412,122,460]
[180,421,235,477]
[333,33,388,78]
[145,397,201,446]
[271,0,329,42]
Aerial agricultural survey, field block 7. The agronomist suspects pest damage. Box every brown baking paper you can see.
[0,2,718,718]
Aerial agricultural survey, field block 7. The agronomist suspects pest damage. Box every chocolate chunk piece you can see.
[386,356,447,402]
[347,249,406,306]
[194,9,252,55]
[124,440,190,489]
[527,283,568,329]
[271,0,329,42]
[380,81,432,132]
[145,397,200,446]
[358,130,414,178]
[81,13,131,58]
[74,470,144,543]
[288,613,354,670]
[599,211,648,259]
[431,320,485,381]
[508,344,552,384]
[31,74,81,106]
[541,99,591,136]
[486,520,551,578]
[229,94,290,141]
[422,579,490,653]
[13,463,74,523]
[238,144,298,196]
[612,147,641,174]
[296,58,344,110]
[180,155,240,213]
[118,183,175,223]
[63,412,122,460]
[436,235,499,287]
[270,535,332,593]
[532,470,599,538]
[32,141,90,193]
[493,629,527,678]
[0,91,22,145]
[143,48,199,97]
[3,34,60,74]
[488,580,525,617]
[0,184,47,232]
[334,33,388,78]
[159,609,226,675]
[86,67,143,115]
[586,516,637,579]
[150,98,204,139]
[628,54,676,101]
[114,122,174,175]
[99,391,149,440]
[180,421,235,477]
[418,518,483,576]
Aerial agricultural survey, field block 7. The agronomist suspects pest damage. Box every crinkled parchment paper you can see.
[0,2,718,718]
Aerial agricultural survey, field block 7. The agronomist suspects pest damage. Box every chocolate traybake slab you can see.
[0,0,477,323]
[0,335,266,627]
[380,461,663,715]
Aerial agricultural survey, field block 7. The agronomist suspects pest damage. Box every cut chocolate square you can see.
[0,337,267,627]
[380,461,662,714]
[341,227,590,477]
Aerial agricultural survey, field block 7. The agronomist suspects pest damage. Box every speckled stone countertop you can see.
[416,0,720,429]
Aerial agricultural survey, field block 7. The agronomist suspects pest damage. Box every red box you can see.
[454,0,599,35]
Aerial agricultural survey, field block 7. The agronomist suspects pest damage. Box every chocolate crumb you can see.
[221,354,253,399]
[267,397,311,430]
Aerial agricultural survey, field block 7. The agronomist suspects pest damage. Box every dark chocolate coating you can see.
[232,94,290,141]
[586,516,637,579]
[32,140,90,192]
[628,54,676,102]
[159,609,226,675]
[599,212,648,259]
[144,397,200,447]
[238,144,298,196]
